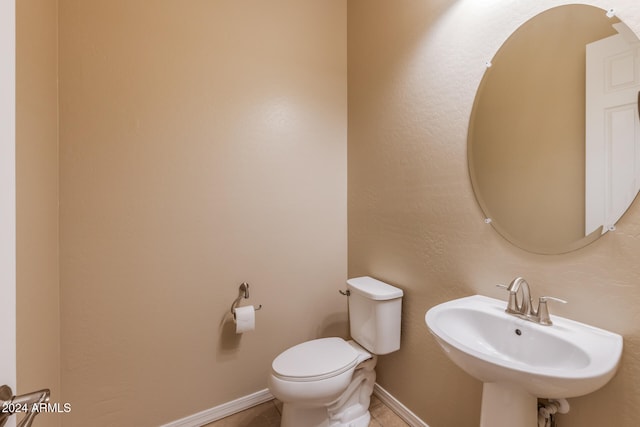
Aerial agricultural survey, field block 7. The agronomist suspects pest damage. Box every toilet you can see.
[268,276,403,427]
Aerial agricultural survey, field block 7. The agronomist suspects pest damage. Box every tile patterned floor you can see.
[202,395,411,427]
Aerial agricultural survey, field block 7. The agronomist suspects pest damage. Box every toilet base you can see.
[279,356,377,427]
[281,405,371,427]
[344,411,370,427]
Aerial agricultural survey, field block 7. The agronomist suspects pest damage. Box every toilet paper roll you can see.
[234,305,256,334]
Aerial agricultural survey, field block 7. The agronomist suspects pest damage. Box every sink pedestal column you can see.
[480,383,537,427]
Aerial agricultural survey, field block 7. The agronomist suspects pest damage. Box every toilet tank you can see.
[346,276,403,355]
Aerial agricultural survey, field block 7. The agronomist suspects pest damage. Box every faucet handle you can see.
[537,296,567,326]
[539,296,567,304]
[496,284,520,313]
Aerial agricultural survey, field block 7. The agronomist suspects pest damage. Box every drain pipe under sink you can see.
[538,398,570,427]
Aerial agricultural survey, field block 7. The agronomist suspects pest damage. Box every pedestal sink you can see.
[425,295,623,427]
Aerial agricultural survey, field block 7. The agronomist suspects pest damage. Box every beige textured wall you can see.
[58,1,347,426]
[16,1,60,427]
[348,1,640,426]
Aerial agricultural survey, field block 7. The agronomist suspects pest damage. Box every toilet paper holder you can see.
[230,282,262,318]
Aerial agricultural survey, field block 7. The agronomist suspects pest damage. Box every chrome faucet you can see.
[497,277,567,326]
[0,385,50,427]
[503,277,532,316]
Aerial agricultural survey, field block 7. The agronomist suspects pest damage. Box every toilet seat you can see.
[272,337,359,382]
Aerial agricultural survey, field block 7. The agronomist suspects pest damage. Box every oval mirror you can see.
[468,4,640,254]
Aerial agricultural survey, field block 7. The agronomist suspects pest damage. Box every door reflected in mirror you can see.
[468,5,640,254]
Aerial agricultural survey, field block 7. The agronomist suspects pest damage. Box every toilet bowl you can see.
[268,338,376,427]
[267,277,403,427]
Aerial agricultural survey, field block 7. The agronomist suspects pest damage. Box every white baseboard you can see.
[159,388,274,427]
[373,383,430,427]
[161,383,428,427]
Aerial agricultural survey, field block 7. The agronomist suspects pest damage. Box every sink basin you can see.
[425,295,623,398]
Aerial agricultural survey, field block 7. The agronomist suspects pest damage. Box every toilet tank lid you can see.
[346,276,403,300]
